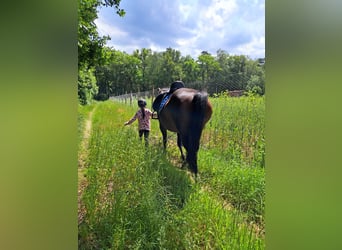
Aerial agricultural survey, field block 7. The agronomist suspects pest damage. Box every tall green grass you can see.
[78,100,265,249]
[206,92,265,167]
[198,150,265,227]
[166,190,264,249]
[202,93,265,226]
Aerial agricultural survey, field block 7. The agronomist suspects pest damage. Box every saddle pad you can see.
[158,93,172,113]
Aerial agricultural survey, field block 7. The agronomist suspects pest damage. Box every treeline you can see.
[78,0,265,105]
[95,48,265,101]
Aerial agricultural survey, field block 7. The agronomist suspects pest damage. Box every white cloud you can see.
[195,0,237,32]
[95,17,127,38]
[178,4,193,23]
[94,0,264,59]
[174,36,202,56]
[235,36,265,58]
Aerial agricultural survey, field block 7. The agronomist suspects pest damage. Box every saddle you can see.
[152,81,185,114]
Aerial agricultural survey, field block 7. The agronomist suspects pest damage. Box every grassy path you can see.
[78,105,96,225]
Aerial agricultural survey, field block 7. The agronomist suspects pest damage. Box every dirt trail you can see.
[78,107,95,225]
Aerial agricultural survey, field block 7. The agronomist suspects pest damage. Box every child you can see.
[124,99,153,146]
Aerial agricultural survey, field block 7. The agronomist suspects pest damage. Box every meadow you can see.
[78,93,265,249]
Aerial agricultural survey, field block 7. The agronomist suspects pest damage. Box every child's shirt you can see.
[126,108,153,131]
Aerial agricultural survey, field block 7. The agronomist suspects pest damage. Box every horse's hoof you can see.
[180,161,188,169]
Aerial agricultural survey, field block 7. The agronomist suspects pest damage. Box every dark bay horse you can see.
[152,81,213,175]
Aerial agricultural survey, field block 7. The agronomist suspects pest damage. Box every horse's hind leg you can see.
[177,133,185,161]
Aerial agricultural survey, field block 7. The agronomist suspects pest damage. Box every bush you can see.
[78,67,98,105]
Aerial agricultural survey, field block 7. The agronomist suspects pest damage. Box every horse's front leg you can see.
[177,133,185,161]
[160,125,167,150]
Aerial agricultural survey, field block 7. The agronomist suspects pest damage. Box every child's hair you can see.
[138,99,147,118]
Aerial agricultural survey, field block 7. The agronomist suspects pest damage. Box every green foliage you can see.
[95,48,265,99]
[95,50,144,96]
[78,0,124,104]
[78,67,98,105]
[207,94,265,166]
[133,48,153,90]
[78,0,117,70]
[181,55,200,84]
[160,47,183,83]
[197,51,221,88]
[246,64,265,95]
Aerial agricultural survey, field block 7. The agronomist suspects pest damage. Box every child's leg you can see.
[143,130,149,146]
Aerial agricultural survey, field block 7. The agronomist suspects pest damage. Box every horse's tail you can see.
[192,92,208,140]
[187,92,208,174]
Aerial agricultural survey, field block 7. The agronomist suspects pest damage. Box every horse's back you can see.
[173,88,212,125]
[155,87,212,132]
[173,87,198,97]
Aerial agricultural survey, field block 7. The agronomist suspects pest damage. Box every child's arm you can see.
[124,112,138,126]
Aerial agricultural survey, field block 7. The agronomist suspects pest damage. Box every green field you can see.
[78,93,265,249]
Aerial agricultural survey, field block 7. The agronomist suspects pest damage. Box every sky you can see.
[95,0,265,59]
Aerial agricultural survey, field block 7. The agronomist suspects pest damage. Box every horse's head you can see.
[157,87,169,94]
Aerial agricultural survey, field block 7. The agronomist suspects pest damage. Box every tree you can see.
[94,64,112,100]
[146,51,164,88]
[246,62,265,95]
[78,0,125,104]
[78,67,98,105]
[223,55,248,91]
[160,48,183,84]
[133,48,154,90]
[181,55,199,83]
[94,46,265,98]
[246,75,264,95]
[197,51,221,90]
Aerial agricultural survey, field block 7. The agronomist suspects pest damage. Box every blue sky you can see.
[95,0,264,59]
